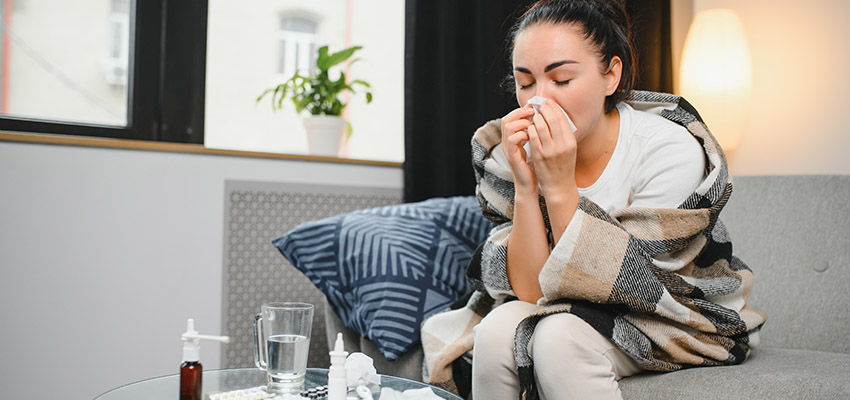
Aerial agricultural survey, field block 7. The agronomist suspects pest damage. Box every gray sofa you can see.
[325,175,850,399]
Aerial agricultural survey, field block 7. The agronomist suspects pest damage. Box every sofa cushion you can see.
[619,347,850,399]
[722,175,850,354]
[273,196,491,361]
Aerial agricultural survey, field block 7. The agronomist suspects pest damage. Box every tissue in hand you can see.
[526,96,578,132]
[523,96,578,161]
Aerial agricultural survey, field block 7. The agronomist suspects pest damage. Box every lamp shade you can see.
[679,9,752,151]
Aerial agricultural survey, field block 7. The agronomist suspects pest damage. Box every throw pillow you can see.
[272,196,491,361]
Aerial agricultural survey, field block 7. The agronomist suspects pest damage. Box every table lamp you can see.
[679,9,752,152]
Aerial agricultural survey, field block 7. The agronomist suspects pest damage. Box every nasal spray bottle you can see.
[180,319,230,400]
[328,333,348,400]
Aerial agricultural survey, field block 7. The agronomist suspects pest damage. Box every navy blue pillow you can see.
[272,196,491,361]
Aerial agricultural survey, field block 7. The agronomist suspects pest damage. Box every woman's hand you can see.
[500,106,537,192]
[526,100,578,199]
[500,101,581,303]
[501,106,548,303]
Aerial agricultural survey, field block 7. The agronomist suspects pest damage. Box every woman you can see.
[420,1,766,399]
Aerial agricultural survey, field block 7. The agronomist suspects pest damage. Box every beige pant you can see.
[472,301,642,400]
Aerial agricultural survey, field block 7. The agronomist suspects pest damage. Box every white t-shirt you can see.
[493,102,705,212]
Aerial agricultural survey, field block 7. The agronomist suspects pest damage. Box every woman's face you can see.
[512,22,620,140]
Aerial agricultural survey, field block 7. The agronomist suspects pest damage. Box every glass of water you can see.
[253,302,314,393]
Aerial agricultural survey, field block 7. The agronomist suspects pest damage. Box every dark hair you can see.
[504,0,636,113]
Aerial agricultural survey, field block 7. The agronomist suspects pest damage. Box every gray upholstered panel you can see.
[222,180,401,369]
[721,175,850,354]
[620,348,850,399]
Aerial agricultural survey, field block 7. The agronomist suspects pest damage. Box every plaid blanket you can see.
[420,91,767,399]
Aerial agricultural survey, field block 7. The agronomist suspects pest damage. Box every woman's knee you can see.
[531,313,618,364]
[475,300,537,351]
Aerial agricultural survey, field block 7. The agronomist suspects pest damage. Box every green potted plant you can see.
[258,45,373,157]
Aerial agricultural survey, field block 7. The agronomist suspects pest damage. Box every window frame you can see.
[0,0,208,144]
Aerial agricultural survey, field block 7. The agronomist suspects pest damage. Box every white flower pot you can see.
[303,115,346,157]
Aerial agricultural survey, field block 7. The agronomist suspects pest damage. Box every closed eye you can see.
[555,79,571,86]
[519,82,535,90]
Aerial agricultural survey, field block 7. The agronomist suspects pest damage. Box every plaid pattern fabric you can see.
[420,91,767,399]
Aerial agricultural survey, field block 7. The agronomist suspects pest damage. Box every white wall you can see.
[680,0,850,175]
[0,141,402,399]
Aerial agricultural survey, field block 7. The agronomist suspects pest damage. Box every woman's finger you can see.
[503,106,534,125]
[527,121,542,159]
[531,111,553,149]
[506,130,529,146]
[502,107,534,144]
[504,119,532,135]
[538,101,569,147]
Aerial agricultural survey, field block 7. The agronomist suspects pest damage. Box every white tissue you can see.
[378,387,443,400]
[522,96,578,161]
[345,352,381,390]
[526,95,547,114]
[526,96,577,132]
[356,384,375,400]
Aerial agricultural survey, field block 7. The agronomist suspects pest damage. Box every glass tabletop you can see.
[94,367,462,400]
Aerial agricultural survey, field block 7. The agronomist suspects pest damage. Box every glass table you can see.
[95,367,462,400]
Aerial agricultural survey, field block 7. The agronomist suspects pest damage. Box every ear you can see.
[604,56,623,96]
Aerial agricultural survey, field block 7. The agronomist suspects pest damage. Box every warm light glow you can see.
[679,9,752,151]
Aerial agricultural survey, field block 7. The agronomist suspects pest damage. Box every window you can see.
[205,1,405,162]
[0,1,405,161]
[0,0,205,144]
[0,0,128,126]
[105,0,131,87]
[279,17,318,77]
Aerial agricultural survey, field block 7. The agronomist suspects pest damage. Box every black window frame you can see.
[0,0,208,144]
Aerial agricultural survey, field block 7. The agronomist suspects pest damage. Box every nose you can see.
[535,83,550,99]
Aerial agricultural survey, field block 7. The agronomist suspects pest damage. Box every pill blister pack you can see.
[207,385,328,400]
[300,386,328,399]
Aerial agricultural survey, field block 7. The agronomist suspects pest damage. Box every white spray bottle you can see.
[180,319,230,400]
[328,332,349,400]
